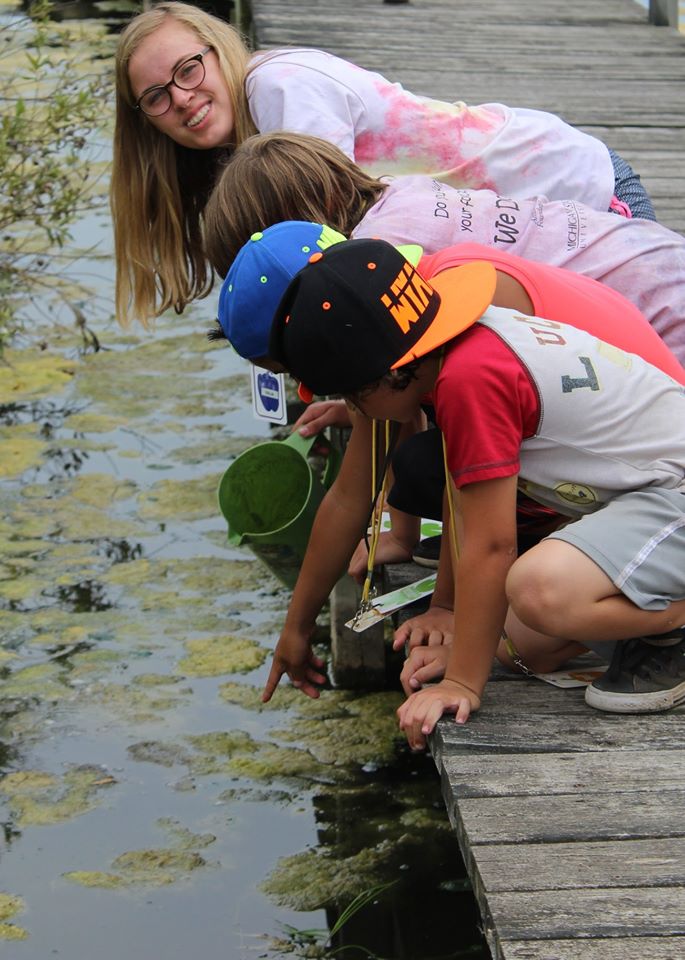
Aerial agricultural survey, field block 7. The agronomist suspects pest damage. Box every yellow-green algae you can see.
[67,649,124,675]
[228,744,328,784]
[84,680,191,724]
[0,429,47,479]
[102,556,262,596]
[156,817,215,850]
[184,731,259,776]
[0,506,60,540]
[260,843,395,912]
[38,501,147,542]
[66,412,129,434]
[136,474,222,522]
[128,731,258,776]
[274,710,400,767]
[169,432,266,465]
[0,349,76,402]
[0,663,71,702]
[73,334,219,420]
[0,923,28,942]
[0,574,47,604]
[0,765,113,826]
[64,819,215,888]
[25,621,91,648]
[0,894,28,942]
[132,673,185,687]
[174,557,268,595]
[219,684,402,766]
[61,871,129,890]
[177,636,268,677]
[128,740,194,768]
[67,473,138,507]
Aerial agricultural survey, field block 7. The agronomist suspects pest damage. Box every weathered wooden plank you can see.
[501,937,685,960]
[251,3,685,958]
[474,837,685,891]
[440,748,685,798]
[489,886,685,940]
[254,0,685,230]
[451,789,685,844]
[432,705,685,759]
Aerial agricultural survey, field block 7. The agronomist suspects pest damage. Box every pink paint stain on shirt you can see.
[354,80,504,187]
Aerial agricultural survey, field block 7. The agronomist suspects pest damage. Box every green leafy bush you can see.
[0,0,113,349]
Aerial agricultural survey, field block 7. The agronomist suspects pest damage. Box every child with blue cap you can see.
[264,233,685,748]
[214,221,685,742]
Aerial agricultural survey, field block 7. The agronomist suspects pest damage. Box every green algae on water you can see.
[66,413,128,434]
[68,473,138,507]
[137,475,221,522]
[228,744,329,785]
[128,740,194,768]
[218,684,403,767]
[0,663,71,702]
[0,765,114,826]
[0,892,28,942]
[261,843,394,912]
[64,818,216,888]
[128,731,258,777]
[0,430,46,479]
[169,432,266,465]
[0,350,76,403]
[177,635,268,677]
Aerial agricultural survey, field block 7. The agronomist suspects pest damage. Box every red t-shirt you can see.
[434,326,538,487]
[419,244,685,487]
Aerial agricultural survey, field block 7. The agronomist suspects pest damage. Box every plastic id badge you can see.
[251,366,288,425]
[346,574,437,633]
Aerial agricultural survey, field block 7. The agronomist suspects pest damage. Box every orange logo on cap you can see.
[380,263,434,334]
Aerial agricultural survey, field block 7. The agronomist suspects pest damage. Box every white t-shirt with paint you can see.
[353,175,685,364]
[245,47,615,210]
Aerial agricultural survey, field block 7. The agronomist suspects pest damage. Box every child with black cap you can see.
[263,234,685,749]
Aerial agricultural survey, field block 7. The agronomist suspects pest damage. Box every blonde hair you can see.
[203,132,386,277]
[111,2,257,327]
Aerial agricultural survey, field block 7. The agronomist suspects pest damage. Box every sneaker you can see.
[412,535,441,569]
[585,631,685,713]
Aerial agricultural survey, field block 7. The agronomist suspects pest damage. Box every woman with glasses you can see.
[112,1,654,328]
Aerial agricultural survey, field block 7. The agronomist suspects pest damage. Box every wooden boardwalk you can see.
[248,1,685,957]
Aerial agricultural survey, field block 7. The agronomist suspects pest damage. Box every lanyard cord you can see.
[438,349,460,564]
[441,428,460,563]
[361,419,398,607]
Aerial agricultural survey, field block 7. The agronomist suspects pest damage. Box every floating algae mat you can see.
[0,206,487,960]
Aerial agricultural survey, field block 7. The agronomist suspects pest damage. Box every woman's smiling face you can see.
[128,18,235,150]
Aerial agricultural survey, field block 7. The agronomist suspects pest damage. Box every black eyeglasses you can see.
[135,46,211,117]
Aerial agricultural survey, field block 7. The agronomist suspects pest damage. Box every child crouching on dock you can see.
[259,234,685,748]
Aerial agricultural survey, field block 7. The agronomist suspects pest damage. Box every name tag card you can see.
[251,367,288,425]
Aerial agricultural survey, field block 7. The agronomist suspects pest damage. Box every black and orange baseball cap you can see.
[268,237,496,398]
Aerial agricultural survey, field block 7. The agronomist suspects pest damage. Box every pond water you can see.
[0,5,490,958]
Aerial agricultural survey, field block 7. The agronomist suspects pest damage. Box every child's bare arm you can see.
[397,475,518,748]
[262,412,375,701]
[347,503,419,583]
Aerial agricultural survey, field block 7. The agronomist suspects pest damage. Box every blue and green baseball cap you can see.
[217,221,347,360]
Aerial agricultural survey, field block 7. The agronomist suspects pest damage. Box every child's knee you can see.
[506,544,575,635]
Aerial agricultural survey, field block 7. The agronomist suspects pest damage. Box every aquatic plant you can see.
[272,881,397,959]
